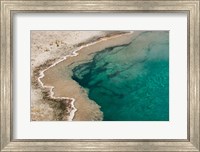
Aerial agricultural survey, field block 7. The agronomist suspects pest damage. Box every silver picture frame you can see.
[0,0,199,151]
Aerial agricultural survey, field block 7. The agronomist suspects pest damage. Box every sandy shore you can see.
[31,31,109,121]
[39,31,141,121]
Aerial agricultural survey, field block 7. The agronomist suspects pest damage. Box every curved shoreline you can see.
[38,31,138,121]
[37,36,113,121]
[37,38,109,121]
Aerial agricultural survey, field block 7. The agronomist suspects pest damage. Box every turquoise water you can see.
[72,31,169,121]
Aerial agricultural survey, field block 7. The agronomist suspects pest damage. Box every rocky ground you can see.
[31,31,108,121]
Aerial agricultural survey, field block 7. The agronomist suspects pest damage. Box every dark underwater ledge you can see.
[72,31,169,121]
[39,31,137,121]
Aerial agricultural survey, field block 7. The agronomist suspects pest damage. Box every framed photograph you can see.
[1,0,199,151]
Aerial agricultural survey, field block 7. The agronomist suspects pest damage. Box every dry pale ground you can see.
[31,31,108,121]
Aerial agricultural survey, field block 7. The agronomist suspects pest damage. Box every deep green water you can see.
[72,31,169,121]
